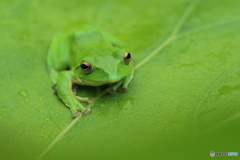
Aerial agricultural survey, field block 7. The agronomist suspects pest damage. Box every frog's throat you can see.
[76,77,122,86]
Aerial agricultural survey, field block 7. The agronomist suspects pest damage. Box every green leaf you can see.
[1,0,240,159]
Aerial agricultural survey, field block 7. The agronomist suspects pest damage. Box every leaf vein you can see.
[176,16,240,38]
[63,101,156,138]
[197,112,240,136]
[135,0,200,69]
[193,71,227,133]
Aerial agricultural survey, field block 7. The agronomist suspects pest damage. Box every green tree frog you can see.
[47,28,134,117]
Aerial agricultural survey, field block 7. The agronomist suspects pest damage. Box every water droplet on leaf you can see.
[19,90,28,97]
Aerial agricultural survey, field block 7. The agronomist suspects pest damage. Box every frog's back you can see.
[68,28,114,69]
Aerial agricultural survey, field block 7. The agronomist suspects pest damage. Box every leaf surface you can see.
[0,0,240,159]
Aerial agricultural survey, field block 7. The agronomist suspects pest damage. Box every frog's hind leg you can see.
[47,34,69,85]
[57,71,91,117]
[76,96,94,103]
[72,84,95,103]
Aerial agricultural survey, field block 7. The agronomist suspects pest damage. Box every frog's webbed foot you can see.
[118,87,128,93]
[71,108,91,118]
[107,87,117,95]
[76,96,95,103]
[71,112,81,118]
[107,78,129,94]
[107,86,128,94]
[82,108,91,115]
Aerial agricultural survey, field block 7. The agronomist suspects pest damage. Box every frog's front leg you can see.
[57,70,90,117]
[119,69,134,92]
[107,69,134,94]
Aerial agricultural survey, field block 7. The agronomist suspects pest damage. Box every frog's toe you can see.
[86,97,95,103]
[71,108,91,117]
[72,112,81,118]
[53,90,58,96]
[76,96,95,103]
[118,87,128,92]
[83,108,91,115]
[107,87,116,95]
[52,83,57,89]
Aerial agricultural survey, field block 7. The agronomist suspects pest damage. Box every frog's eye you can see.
[123,51,131,65]
[80,61,92,74]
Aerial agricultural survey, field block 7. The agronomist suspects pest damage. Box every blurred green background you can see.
[0,0,240,159]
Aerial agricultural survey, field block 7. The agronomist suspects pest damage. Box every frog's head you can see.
[74,49,133,86]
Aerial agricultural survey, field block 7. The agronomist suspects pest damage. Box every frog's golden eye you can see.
[123,51,131,65]
[80,61,92,74]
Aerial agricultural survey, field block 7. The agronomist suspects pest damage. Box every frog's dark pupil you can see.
[81,64,88,70]
[126,53,131,59]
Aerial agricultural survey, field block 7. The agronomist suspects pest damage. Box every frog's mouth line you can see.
[76,77,123,86]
